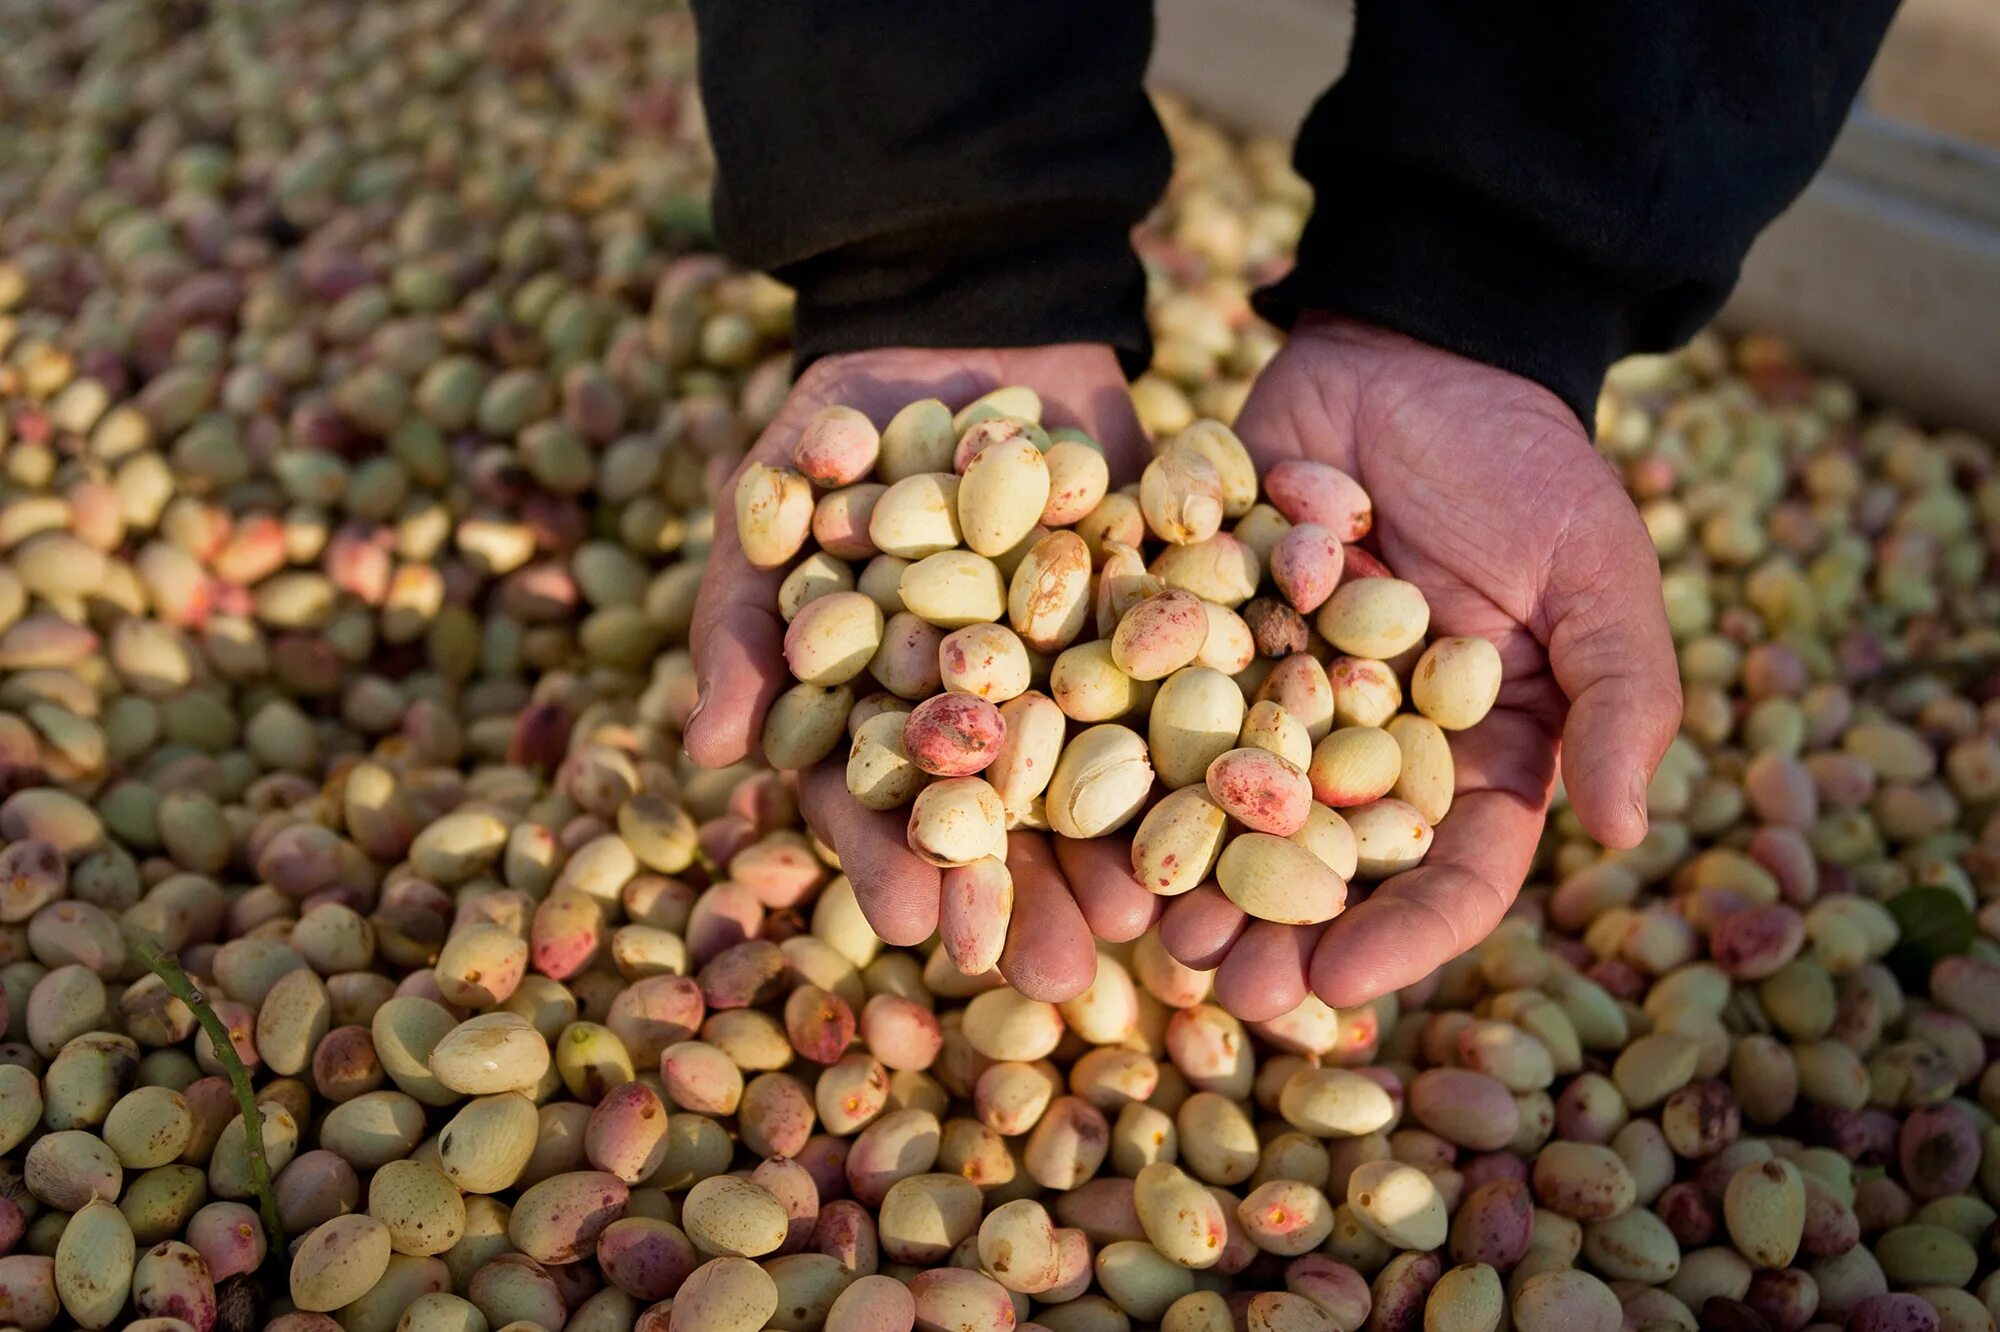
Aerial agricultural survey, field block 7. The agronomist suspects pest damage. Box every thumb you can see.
[684,454,790,769]
[1541,485,1681,849]
[685,579,786,768]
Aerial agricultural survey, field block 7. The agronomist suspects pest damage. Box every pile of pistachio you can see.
[0,3,1996,1332]
[745,396,1499,948]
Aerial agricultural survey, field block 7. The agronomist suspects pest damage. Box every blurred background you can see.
[1152,0,2000,438]
[1871,0,2000,149]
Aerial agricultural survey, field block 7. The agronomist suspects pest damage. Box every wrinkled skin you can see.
[1159,316,1680,1018]
[688,345,1164,1002]
[689,320,1680,1013]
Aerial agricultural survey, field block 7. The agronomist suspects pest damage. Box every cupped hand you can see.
[685,345,1159,1001]
[1162,315,1682,1020]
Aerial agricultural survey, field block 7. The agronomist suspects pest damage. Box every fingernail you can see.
[1628,772,1652,832]
[687,684,709,729]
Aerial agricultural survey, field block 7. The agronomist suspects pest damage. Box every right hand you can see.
[1156,316,1681,1021]
[685,344,1158,1001]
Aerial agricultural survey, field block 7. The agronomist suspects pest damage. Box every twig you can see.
[131,936,286,1259]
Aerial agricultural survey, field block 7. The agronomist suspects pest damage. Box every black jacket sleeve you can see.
[693,2,1898,423]
[688,1,1171,377]
[1257,1,1901,425]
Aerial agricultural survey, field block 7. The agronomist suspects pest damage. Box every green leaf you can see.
[1885,886,1976,993]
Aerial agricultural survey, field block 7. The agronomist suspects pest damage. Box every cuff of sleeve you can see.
[781,225,1155,382]
[1253,187,1639,431]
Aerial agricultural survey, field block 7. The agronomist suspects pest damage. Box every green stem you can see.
[131,937,286,1259]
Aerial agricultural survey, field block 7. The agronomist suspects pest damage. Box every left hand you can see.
[1159,315,1682,1019]
[685,343,1162,1002]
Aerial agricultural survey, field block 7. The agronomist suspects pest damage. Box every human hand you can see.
[1160,315,1681,1019]
[685,345,1162,1001]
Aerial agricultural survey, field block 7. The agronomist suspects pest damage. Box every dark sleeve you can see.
[689,2,1172,377]
[1257,2,1902,426]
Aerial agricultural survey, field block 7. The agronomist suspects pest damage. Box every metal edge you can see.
[1724,172,2000,438]
[1824,110,2000,227]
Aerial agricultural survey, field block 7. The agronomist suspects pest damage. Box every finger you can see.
[1214,921,1315,1022]
[685,575,786,767]
[684,442,795,769]
[798,764,939,947]
[999,832,1098,1003]
[1158,884,1248,972]
[1540,489,1681,849]
[1053,837,1160,942]
[1308,787,1540,1008]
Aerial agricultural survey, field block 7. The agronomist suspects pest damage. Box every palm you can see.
[1161,317,1681,1018]
[687,345,1162,1003]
